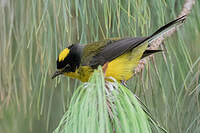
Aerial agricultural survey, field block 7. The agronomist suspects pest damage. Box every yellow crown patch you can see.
[59,48,70,62]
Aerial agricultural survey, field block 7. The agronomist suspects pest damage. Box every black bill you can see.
[52,70,63,79]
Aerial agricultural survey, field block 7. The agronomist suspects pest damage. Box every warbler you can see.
[52,16,186,82]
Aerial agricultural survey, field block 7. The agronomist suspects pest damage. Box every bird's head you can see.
[52,44,81,79]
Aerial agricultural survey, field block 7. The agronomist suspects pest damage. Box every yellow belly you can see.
[64,43,148,82]
[105,42,148,81]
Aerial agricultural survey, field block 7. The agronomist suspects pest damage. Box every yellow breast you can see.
[64,66,93,82]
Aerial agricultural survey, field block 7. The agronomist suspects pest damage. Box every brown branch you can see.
[134,0,196,74]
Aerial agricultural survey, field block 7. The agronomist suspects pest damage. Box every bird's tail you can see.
[148,15,186,43]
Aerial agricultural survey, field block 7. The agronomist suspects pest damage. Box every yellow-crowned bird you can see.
[52,16,186,82]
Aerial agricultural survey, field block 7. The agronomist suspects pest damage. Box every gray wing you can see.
[89,37,148,68]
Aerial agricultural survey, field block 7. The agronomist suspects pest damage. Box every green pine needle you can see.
[54,68,167,133]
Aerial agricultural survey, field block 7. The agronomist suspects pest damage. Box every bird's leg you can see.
[102,62,109,75]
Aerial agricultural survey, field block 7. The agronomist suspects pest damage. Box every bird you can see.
[52,15,186,82]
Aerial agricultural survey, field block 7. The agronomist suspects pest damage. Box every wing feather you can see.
[88,37,148,68]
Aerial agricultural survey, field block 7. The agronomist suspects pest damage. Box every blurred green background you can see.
[0,0,200,133]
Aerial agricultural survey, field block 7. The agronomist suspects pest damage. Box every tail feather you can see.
[148,15,186,43]
[141,49,163,58]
